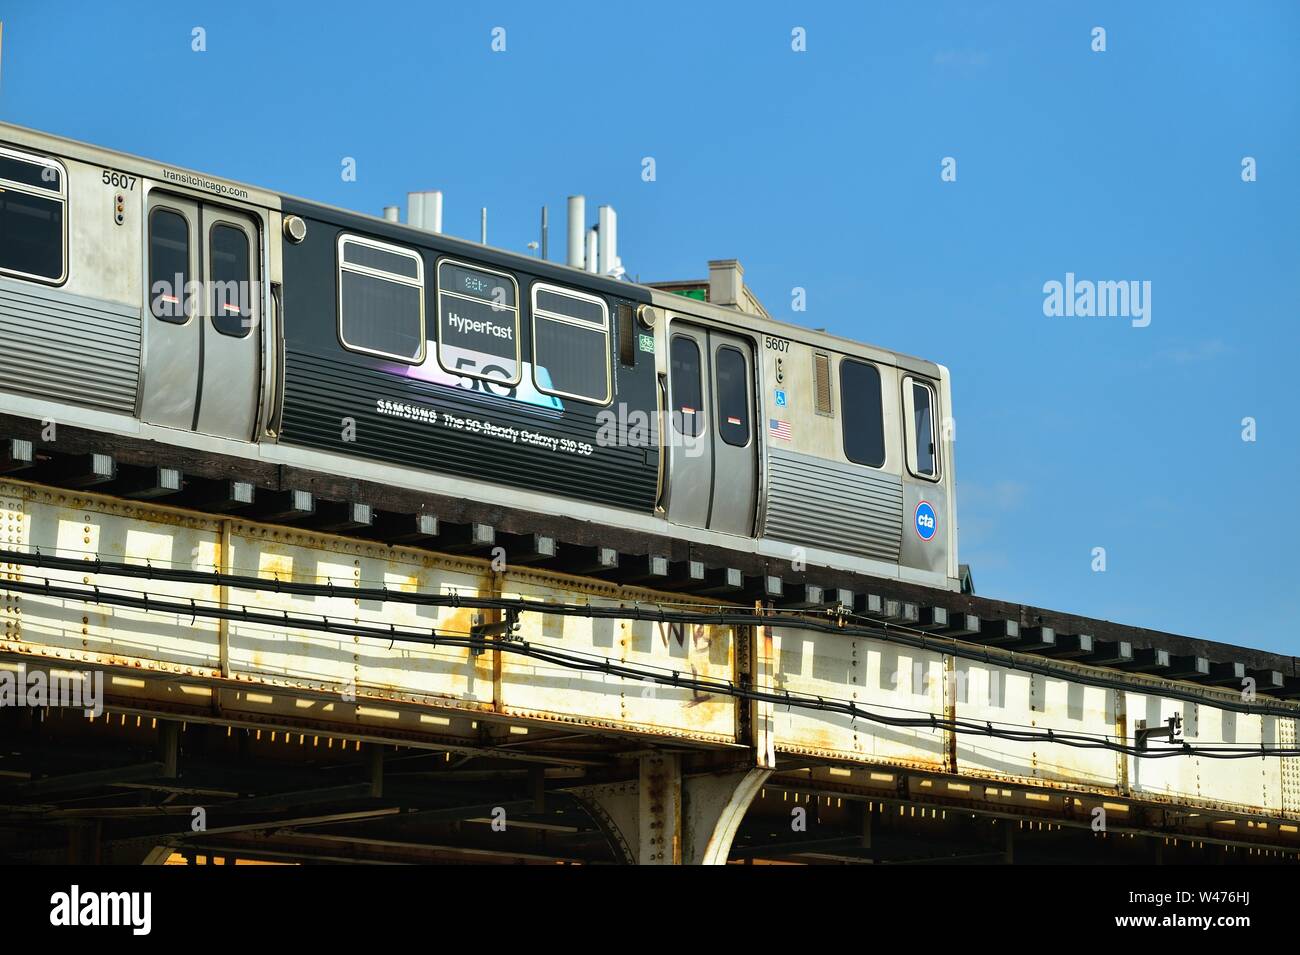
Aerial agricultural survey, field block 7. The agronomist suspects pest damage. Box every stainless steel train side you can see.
[647,290,959,589]
[0,122,283,446]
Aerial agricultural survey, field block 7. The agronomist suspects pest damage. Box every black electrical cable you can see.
[0,547,1291,719]
[1,572,1295,760]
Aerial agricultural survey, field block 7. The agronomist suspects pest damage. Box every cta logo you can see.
[914,501,937,542]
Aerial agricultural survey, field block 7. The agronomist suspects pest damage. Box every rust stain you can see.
[691,624,710,650]
[255,550,294,581]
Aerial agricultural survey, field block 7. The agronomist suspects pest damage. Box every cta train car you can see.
[0,122,959,590]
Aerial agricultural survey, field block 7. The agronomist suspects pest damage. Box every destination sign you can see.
[439,261,516,308]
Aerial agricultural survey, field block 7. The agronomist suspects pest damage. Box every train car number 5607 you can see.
[102,169,137,190]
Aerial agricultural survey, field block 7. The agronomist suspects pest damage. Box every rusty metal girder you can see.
[1,478,1298,832]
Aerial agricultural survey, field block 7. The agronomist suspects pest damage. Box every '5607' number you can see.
[102,169,137,190]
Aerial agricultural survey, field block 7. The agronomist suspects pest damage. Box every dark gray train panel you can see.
[277,199,659,514]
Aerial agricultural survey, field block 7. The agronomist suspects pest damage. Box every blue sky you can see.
[2,1,1297,651]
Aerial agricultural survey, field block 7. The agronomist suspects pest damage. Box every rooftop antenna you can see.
[540,205,548,260]
[597,205,623,279]
[567,196,585,268]
[481,207,487,245]
[408,191,443,233]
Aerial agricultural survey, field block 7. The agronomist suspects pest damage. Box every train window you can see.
[670,335,703,437]
[0,154,63,192]
[209,224,253,338]
[715,346,750,447]
[436,258,520,385]
[0,148,66,285]
[908,378,939,479]
[531,283,610,404]
[342,241,419,279]
[148,208,191,323]
[840,358,885,468]
[338,235,425,362]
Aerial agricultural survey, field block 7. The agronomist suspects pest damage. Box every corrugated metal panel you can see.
[763,446,901,561]
[0,277,139,412]
[281,349,658,513]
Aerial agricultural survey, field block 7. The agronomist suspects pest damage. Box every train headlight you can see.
[283,215,308,244]
[637,305,658,329]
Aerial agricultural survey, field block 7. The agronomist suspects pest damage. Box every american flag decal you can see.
[769,418,792,441]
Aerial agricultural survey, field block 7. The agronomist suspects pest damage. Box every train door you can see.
[139,193,200,431]
[708,330,757,535]
[195,205,260,438]
[664,320,757,536]
[139,192,261,440]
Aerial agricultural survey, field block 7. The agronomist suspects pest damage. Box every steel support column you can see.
[571,756,770,865]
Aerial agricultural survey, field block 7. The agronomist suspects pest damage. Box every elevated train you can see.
[0,122,959,590]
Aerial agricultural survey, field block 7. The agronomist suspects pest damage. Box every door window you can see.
[670,334,704,437]
[148,208,191,323]
[906,377,939,479]
[209,223,252,338]
[715,345,750,447]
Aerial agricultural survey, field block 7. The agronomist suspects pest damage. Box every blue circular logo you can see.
[914,501,937,541]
